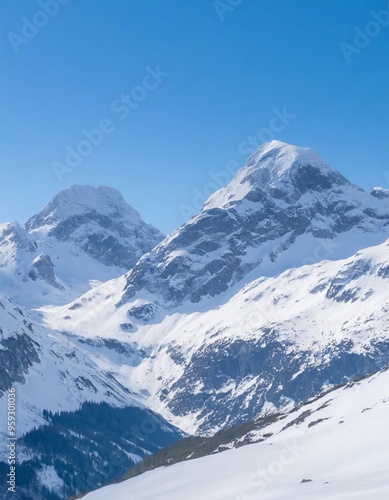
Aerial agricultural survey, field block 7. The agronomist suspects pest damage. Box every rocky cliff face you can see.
[26,185,164,270]
[0,296,40,397]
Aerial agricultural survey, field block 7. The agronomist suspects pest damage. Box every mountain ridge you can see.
[25,185,144,232]
[47,235,389,434]
[0,185,164,306]
[204,140,351,210]
[118,141,389,308]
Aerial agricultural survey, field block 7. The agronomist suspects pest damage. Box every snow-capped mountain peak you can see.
[247,139,333,177]
[2,145,389,499]
[0,186,164,306]
[205,140,349,210]
[25,184,142,233]
[119,141,389,308]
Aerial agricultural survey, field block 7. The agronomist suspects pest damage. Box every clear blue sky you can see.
[1,0,388,234]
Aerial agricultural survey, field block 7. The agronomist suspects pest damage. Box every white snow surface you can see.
[35,465,64,495]
[83,368,389,500]
[42,236,389,434]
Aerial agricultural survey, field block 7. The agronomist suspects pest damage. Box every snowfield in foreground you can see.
[84,368,389,500]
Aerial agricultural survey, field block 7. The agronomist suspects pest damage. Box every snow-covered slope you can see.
[43,235,389,435]
[0,292,182,499]
[0,291,141,435]
[0,185,163,306]
[83,368,389,500]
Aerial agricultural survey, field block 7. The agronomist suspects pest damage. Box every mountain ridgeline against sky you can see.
[120,140,389,308]
[25,185,164,272]
[0,185,164,306]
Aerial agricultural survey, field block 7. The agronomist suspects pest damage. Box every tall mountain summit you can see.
[120,140,389,308]
[0,185,163,306]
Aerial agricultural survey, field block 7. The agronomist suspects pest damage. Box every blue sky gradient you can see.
[1,0,388,233]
